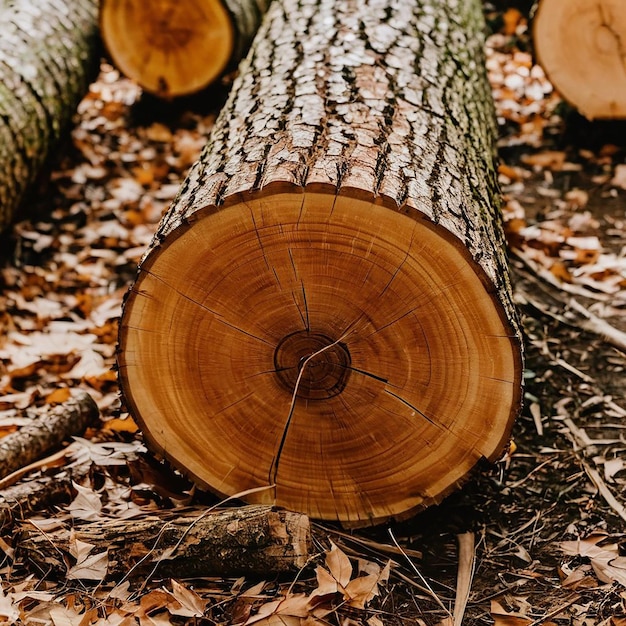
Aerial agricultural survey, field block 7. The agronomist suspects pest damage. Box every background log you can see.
[534,0,626,119]
[100,0,270,98]
[18,505,311,579]
[0,0,100,232]
[118,0,524,525]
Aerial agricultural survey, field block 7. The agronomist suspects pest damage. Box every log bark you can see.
[0,0,100,231]
[0,464,90,531]
[0,391,99,480]
[18,505,311,579]
[534,0,626,119]
[100,0,270,98]
[118,0,524,525]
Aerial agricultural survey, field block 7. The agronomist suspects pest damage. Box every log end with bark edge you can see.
[534,0,626,119]
[118,0,524,527]
[119,186,522,527]
[100,0,233,98]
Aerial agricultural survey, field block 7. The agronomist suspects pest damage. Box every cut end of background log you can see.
[118,0,524,526]
[100,0,270,98]
[534,0,626,120]
[100,0,233,97]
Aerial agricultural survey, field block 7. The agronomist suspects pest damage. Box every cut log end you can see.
[118,186,522,526]
[100,0,234,97]
[534,0,626,119]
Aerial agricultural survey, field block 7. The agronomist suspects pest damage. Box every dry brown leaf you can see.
[0,583,19,623]
[560,535,626,586]
[68,481,102,521]
[311,544,389,609]
[502,8,523,35]
[521,150,566,170]
[103,416,139,433]
[343,573,382,609]
[166,580,207,618]
[326,541,353,588]
[244,593,311,626]
[611,164,626,190]
[67,530,108,581]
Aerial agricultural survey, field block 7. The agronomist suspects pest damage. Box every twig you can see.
[527,593,580,626]
[583,463,626,524]
[568,298,626,353]
[127,484,277,598]
[388,528,452,619]
[0,463,90,531]
[316,524,423,560]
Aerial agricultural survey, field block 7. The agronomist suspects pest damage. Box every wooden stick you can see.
[18,505,311,580]
[0,391,99,480]
[0,464,90,531]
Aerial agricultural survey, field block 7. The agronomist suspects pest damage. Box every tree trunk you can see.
[18,505,311,579]
[534,0,626,119]
[0,0,100,232]
[118,0,524,526]
[100,0,270,98]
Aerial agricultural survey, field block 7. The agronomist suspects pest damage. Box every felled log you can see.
[0,391,99,481]
[19,505,311,579]
[534,0,626,119]
[118,0,524,526]
[100,0,270,98]
[0,0,100,231]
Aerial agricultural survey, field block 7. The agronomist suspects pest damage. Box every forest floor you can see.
[1,4,626,626]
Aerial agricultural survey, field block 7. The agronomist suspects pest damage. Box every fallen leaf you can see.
[45,387,72,404]
[0,581,19,623]
[68,481,102,521]
[67,530,108,581]
[325,541,353,588]
[166,580,207,618]
[560,535,626,586]
[611,164,626,190]
[245,593,311,625]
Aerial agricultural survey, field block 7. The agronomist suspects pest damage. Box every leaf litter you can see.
[0,3,626,624]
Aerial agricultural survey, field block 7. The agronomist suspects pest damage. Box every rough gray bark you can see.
[151,0,518,338]
[0,391,99,480]
[119,0,524,524]
[156,0,515,318]
[0,0,100,231]
[19,505,311,579]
